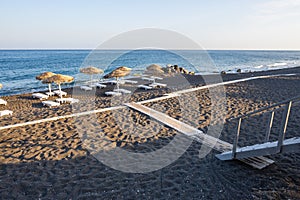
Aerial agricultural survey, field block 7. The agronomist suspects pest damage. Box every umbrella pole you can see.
[116,77,119,90]
[58,84,62,99]
[48,84,52,93]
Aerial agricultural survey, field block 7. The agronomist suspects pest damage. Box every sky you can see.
[0,0,300,50]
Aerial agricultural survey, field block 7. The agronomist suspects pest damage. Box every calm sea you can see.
[0,50,300,96]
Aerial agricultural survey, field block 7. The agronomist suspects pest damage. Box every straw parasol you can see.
[80,66,104,82]
[43,74,74,99]
[147,64,162,71]
[146,64,164,76]
[104,66,131,90]
[36,72,56,94]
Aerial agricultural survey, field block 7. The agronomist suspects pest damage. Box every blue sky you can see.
[0,0,299,49]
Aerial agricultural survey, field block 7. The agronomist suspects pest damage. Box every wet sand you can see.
[0,67,300,199]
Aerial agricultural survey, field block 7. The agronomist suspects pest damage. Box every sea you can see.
[0,49,300,96]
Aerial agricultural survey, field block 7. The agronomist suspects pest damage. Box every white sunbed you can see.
[124,80,138,84]
[107,80,126,85]
[42,101,60,108]
[32,93,49,100]
[99,80,111,84]
[85,79,98,84]
[0,99,7,106]
[0,110,13,117]
[105,91,122,96]
[54,90,67,97]
[149,82,167,88]
[95,83,107,88]
[80,86,93,91]
[46,91,55,96]
[138,85,153,90]
[56,98,79,104]
[113,88,132,94]
[150,76,163,80]
[141,77,156,82]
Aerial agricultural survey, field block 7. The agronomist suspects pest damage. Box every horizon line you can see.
[0,48,300,51]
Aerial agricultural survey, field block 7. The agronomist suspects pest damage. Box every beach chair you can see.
[149,82,167,88]
[32,93,49,100]
[46,91,55,96]
[80,86,93,91]
[42,101,60,108]
[0,110,13,117]
[138,85,153,90]
[107,80,126,85]
[113,88,132,94]
[56,98,79,104]
[65,98,79,104]
[124,80,138,84]
[141,77,156,82]
[54,90,67,97]
[95,83,107,88]
[0,99,7,106]
[150,76,163,80]
[105,91,122,96]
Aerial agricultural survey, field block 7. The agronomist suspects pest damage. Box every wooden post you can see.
[232,118,242,159]
[265,111,275,142]
[277,101,292,153]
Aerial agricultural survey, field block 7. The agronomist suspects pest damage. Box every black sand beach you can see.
[0,67,300,199]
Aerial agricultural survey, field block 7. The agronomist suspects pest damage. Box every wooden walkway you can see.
[125,102,274,169]
[125,102,233,152]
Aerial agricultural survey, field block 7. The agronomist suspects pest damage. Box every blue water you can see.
[0,50,300,96]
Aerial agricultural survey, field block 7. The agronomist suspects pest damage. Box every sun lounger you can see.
[95,83,107,88]
[124,80,138,84]
[150,76,163,80]
[0,110,13,117]
[32,93,49,100]
[46,91,55,96]
[0,99,7,106]
[99,80,111,84]
[138,85,153,90]
[42,101,60,108]
[149,82,167,88]
[113,88,132,94]
[54,90,67,97]
[107,80,126,85]
[80,86,93,91]
[142,77,156,82]
[56,98,79,104]
[105,91,122,96]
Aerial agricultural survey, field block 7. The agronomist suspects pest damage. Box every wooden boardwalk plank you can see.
[125,102,233,152]
[125,102,274,169]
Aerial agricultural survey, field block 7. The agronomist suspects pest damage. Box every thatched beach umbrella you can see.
[43,74,74,99]
[104,66,131,90]
[147,64,162,71]
[36,72,56,94]
[80,66,104,82]
[146,64,164,76]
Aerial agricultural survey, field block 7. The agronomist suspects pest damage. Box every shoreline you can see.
[0,65,300,98]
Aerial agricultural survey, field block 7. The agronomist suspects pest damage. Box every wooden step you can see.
[216,137,300,161]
